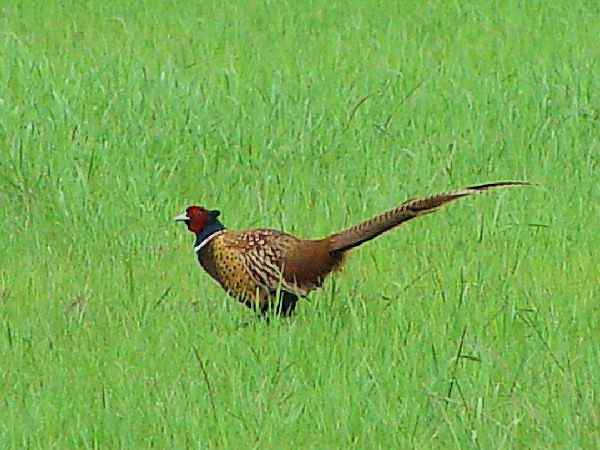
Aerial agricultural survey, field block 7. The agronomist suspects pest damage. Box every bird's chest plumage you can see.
[196,233,269,305]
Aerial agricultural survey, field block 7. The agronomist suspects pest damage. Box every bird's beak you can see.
[174,213,189,223]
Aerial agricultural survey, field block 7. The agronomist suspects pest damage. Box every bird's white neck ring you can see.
[194,230,225,253]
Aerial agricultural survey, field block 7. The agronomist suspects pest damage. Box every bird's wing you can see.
[221,229,300,294]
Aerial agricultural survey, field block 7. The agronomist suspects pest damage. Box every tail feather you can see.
[328,181,532,253]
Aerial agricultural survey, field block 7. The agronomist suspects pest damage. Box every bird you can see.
[175,181,531,316]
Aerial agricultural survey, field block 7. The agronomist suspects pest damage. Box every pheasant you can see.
[175,181,531,315]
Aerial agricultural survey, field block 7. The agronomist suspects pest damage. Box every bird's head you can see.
[174,206,221,233]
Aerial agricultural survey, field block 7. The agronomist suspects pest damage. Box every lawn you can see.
[1,0,598,447]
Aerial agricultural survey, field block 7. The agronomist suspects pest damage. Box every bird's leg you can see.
[276,291,299,316]
[258,290,299,317]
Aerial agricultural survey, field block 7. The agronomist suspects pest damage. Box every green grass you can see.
[1,0,599,447]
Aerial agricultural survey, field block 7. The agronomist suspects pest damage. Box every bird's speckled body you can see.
[197,229,296,308]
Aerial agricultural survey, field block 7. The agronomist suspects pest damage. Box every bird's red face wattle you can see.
[176,205,210,233]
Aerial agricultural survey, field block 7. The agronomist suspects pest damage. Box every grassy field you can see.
[1,0,599,447]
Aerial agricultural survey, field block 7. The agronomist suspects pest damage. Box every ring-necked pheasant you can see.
[175,181,531,315]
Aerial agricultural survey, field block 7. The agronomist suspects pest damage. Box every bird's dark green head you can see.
[174,206,221,233]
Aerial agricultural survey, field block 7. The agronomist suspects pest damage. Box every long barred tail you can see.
[328,181,533,253]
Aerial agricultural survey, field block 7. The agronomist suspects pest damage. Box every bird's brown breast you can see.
[197,232,266,306]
